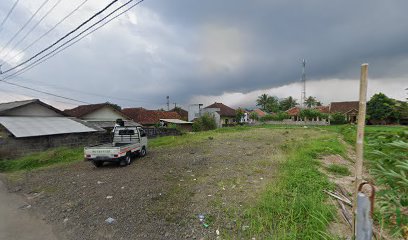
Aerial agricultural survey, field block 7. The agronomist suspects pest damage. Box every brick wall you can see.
[0,131,109,160]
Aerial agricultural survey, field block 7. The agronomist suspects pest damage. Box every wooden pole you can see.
[352,63,369,237]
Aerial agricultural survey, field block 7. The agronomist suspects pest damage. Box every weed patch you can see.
[326,164,350,176]
[239,135,345,239]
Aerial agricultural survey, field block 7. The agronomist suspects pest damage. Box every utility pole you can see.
[352,63,369,237]
[166,96,169,111]
[301,59,306,108]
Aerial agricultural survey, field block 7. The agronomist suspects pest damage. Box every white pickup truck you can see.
[84,126,148,167]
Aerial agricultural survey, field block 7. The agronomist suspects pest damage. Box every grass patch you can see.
[326,164,350,176]
[0,147,83,173]
[238,134,346,239]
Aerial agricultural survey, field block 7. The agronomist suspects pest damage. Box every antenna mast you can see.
[301,59,306,108]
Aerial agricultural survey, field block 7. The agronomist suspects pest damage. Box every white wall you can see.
[81,106,128,121]
[5,103,63,117]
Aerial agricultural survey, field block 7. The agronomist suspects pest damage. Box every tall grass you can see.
[0,147,83,172]
[241,136,345,239]
[325,124,408,237]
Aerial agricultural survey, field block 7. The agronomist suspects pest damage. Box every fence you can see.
[143,127,181,138]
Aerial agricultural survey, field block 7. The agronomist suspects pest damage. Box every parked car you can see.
[84,126,148,167]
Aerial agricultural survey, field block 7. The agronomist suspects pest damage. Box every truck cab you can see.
[84,126,148,167]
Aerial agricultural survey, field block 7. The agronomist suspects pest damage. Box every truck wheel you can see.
[93,161,103,168]
[139,147,147,157]
[120,154,131,166]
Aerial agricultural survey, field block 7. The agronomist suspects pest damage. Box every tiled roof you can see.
[315,105,330,114]
[204,102,236,117]
[171,107,188,119]
[330,101,359,114]
[286,107,301,116]
[252,108,267,117]
[122,108,181,125]
[64,103,128,119]
[286,106,330,116]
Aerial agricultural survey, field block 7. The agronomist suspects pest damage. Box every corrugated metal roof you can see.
[0,99,38,113]
[160,119,192,124]
[0,117,98,138]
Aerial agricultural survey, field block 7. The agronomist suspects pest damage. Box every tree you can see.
[279,96,297,111]
[256,94,269,111]
[330,112,347,125]
[265,96,280,113]
[192,113,217,132]
[249,112,259,121]
[235,108,245,122]
[367,93,396,124]
[299,109,321,120]
[304,96,320,108]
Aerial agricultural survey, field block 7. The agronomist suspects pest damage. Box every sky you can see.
[0,0,407,110]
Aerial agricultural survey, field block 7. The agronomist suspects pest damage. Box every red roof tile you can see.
[252,108,267,117]
[204,102,236,117]
[330,101,359,114]
[286,107,301,116]
[64,103,124,118]
[122,108,181,125]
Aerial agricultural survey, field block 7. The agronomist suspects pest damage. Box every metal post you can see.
[352,63,369,237]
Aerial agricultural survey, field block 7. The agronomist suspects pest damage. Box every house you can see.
[252,108,267,118]
[287,106,329,121]
[0,99,105,159]
[171,107,188,121]
[204,102,236,127]
[122,107,182,126]
[329,101,359,123]
[64,103,141,130]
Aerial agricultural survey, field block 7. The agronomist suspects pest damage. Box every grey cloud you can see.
[1,0,408,108]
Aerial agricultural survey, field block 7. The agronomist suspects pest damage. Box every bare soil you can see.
[3,128,303,240]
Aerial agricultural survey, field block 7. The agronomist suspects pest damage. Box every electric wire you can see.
[2,0,144,79]
[2,0,64,62]
[0,79,91,104]
[6,0,89,64]
[2,0,119,74]
[0,0,20,35]
[0,0,51,58]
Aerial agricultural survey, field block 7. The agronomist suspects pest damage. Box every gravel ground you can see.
[4,128,301,240]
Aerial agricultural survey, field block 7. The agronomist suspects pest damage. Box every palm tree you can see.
[279,96,297,111]
[256,94,269,111]
[304,96,319,108]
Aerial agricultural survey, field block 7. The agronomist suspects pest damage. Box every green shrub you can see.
[259,114,274,122]
[192,113,217,132]
[330,112,347,125]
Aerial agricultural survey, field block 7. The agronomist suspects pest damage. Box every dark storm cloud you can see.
[1,0,408,107]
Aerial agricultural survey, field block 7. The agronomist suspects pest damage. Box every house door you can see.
[225,119,229,125]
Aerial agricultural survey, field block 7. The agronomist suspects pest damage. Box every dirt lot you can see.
[3,128,308,239]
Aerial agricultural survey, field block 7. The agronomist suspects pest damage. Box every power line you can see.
[14,78,163,104]
[0,86,80,106]
[1,0,144,80]
[0,79,91,104]
[0,0,20,35]
[2,0,64,62]
[6,0,89,64]
[2,0,119,74]
[0,0,51,58]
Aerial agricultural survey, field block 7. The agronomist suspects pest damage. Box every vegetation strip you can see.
[239,134,346,239]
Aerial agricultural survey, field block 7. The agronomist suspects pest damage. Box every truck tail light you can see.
[113,154,118,158]
[86,154,91,158]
